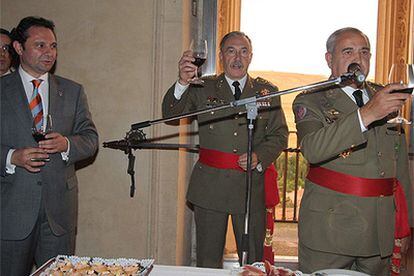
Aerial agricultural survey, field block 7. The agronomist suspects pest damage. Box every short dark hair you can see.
[219,31,252,52]
[0,28,11,38]
[11,16,55,46]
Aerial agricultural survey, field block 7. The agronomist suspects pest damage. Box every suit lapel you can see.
[6,72,33,129]
[48,74,63,117]
[214,73,234,103]
[365,84,375,99]
[329,87,358,115]
[241,75,257,99]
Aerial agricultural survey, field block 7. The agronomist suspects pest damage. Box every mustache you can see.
[231,60,243,68]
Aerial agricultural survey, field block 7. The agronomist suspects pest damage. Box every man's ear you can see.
[219,51,223,62]
[13,41,23,56]
[325,52,332,69]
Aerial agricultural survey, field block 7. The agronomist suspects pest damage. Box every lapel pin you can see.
[58,90,63,97]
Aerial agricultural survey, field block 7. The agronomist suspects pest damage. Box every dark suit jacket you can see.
[162,74,288,214]
[293,83,412,257]
[1,71,98,240]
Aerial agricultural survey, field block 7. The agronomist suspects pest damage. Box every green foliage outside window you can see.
[275,152,308,205]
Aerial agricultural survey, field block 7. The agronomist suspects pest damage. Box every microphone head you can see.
[347,63,361,73]
[347,63,366,83]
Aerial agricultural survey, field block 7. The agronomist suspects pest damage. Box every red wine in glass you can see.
[32,132,47,142]
[192,57,206,67]
[189,39,208,85]
[32,114,53,143]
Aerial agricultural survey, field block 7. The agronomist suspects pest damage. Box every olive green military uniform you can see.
[162,73,288,267]
[293,83,412,275]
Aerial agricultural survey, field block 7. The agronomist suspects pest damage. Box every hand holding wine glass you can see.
[188,39,207,85]
[387,63,414,124]
[31,114,52,161]
[32,114,52,143]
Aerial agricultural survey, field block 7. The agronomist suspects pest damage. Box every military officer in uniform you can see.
[162,31,288,268]
[293,27,412,275]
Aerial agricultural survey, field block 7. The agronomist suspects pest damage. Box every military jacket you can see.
[162,73,288,213]
[293,82,412,257]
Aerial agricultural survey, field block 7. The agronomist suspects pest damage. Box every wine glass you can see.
[387,64,414,124]
[188,39,208,85]
[32,114,53,143]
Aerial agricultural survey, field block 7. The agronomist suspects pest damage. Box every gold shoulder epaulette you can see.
[254,77,276,88]
[202,74,218,80]
[365,81,384,93]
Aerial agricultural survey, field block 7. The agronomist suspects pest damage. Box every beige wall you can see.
[1,0,195,265]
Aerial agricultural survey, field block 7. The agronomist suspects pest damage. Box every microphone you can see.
[341,63,366,84]
[103,129,147,152]
[103,139,129,151]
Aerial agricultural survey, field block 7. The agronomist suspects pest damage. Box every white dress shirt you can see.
[341,86,369,132]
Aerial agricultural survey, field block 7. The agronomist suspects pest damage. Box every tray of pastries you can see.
[32,255,154,276]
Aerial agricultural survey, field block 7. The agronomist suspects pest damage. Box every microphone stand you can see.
[103,136,199,197]
[241,101,257,265]
[104,74,356,263]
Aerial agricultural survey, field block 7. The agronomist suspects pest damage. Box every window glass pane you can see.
[241,0,378,78]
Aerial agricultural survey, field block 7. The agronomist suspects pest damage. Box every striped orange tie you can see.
[29,79,43,130]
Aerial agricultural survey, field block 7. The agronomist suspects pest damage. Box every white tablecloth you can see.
[150,265,234,275]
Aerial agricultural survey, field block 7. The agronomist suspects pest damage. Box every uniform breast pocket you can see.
[308,193,365,234]
[255,112,269,131]
[385,125,403,136]
[382,127,401,161]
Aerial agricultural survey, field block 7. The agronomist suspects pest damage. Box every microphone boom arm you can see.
[131,76,345,130]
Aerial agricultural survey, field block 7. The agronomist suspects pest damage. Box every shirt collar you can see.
[18,65,48,84]
[224,74,248,90]
[342,85,368,95]
[341,85,369,102]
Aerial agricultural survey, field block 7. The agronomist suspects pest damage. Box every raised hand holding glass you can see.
[188,39,207,85]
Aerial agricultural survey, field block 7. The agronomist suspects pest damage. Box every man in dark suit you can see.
[1,16,98,275]
[162,31,288,268]
[293,27,412,275]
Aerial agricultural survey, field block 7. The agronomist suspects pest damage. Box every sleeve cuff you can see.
[174,81,189,100]
[61,137,70,161]
[6,149,16,174]
[357,109,368,132]
[256,162,263,173]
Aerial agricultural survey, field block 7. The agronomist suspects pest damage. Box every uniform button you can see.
[233,149,238,153]
[380,171,385,177]
[37,181,42,186]
[209,124,214,130]
[234,115,239,119]
[234,132,238,136]
[377,152,382,157]
[210,111,215,115]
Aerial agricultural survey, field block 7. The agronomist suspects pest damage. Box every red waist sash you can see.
[307,166,410,275]
[307,166,394,197]
[198,148,279,264]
